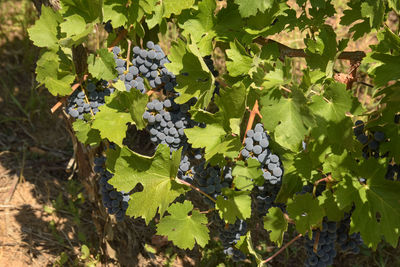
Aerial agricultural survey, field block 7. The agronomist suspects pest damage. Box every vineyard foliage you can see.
[28,0,399,264]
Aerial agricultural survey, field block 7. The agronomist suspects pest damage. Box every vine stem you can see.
[242,100,262,144]
[254,38,366,61]
[261,233,303,264]
[107,29,128,52]
[177,179,216,203]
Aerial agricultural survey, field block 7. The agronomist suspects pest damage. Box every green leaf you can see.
[263,207,288,246]
[60,14,87,37]
[127,89,149,130]
[28,6,62,49]
[304,25,337,71]
[111,145,185,224]
[318,190,343,222]
[88,48,117,81]
[334,163,400,249]
[106,146,151,192]
[44,75,76,96]
[185,124,241,161]
[367,53,400,87]
[226,41,254,77]
[216,189,251,224]
[60,0,103,23]
[181,0,216,55]
[35,49,76,96]
[165,39,215,107]
[245,232,263,264]
[287,193,325,235]
[260,89,315,151]
[103,0,128,28]
[91,94,132,147]
[309,82,357,155]
[72,120,101,146]
[156,201,209,249]
[162,0,195,18]
[214,82,247,133]
[234,0,273,18]
[232,158,264,191]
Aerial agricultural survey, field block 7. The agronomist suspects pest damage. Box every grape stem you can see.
[177,179,217,203]
[242,100,262,144]
[261,233,303,264]
[125,39,132,72]
[313,231,320,253]
[107,29,128,52]
[313,175,332,197]
[80,84,95,118]
[199,208,216,214]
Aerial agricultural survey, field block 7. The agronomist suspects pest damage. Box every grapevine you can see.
[28,0,400,266]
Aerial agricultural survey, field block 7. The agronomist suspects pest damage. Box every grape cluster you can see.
[336,213,363,254]
[354,120,399,182]
[241,123,284,215]
[304,219,337,267]
[112,42,176,94]
[143,97,198,151]
[94,156,130,222]
[177,149,233,206]
[66,81,113,120]
[214,214,247,262]
[203,55,220,97]
[353,120,386,159]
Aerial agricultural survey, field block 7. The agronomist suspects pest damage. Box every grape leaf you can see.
[91,94,132,147]
[44,75,76,96]
[216,189,251,224]
[60,14,87,37]
[156,201,209,249]
[367,53,400,87]
[260,89,315,151]
[111,145,186,224]
[59,0,102,23]
[165,39,215,107]
[126,89,149,130]
[28,6,62,49]
[334,161,400,249]
[214,82,247,133]
[232,158,264,191]
[87,48,117,81]
[162,0,195,18]
[72,120,101,146]
[264,207,288,246]
[287,193,325,235]
[181,0,216,55]
[304,25,337,71]
[106,146,151,192]
[309,82,358,156]
[233,0,273,18]
[185,124,241,161]
[317,190,343,222]
[35,49,77,96]
[226,41,254,77]
[103,0,128,28]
